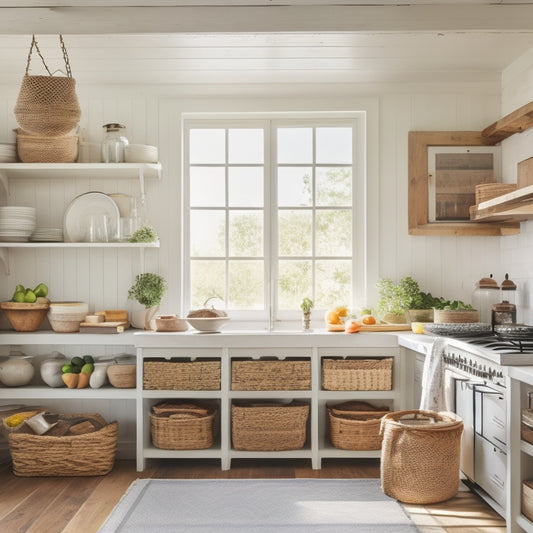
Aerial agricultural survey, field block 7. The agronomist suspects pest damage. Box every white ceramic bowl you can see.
[124,144,158,163]
[186,316,230,333]
[48,302,88,332]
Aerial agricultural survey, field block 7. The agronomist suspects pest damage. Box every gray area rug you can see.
[98,478,419,532]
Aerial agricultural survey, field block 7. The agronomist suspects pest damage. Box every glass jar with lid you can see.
[472,274,500,324]
[102,123,129,163]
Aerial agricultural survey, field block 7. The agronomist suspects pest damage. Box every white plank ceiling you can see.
[0,2,532,85]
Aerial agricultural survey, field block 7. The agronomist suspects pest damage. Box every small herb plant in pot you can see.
[300,297,314,330]
[128,272,168,329]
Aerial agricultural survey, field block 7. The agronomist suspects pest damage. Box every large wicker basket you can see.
[232,401,309,451]
[380,410,464,504]
[327,400,390,451]
[16,131,78,163]
[144,359,221,391]
[8,413,118,477]
[150,401,217,450]
[322,357,393,391]
[231,358,311,391]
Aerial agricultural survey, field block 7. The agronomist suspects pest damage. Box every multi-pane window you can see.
[183,116,361,322]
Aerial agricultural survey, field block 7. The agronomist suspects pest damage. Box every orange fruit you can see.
[362,315,376,325]
[326,310,341,324]
[335,306,348,317]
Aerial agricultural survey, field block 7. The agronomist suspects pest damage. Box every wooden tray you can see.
[359,324,411,331]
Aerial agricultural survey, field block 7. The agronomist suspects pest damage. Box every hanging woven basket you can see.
[13,35,81,136]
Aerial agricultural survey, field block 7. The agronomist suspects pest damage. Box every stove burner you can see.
[467,334,533,354]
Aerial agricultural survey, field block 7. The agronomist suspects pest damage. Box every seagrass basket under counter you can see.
[231,357,311,391]
[327,400,390,451]
[322,357,393,391]
[8,413,118,477]
[150,401,218,450]
[144,358,221,391]
[231,401,309,451]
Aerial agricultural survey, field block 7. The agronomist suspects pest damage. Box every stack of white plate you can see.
[0,206,37,242]
[0,144,17,163]
[30,228,63,242]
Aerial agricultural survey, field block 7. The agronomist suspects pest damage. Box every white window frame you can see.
[182,111,367,327]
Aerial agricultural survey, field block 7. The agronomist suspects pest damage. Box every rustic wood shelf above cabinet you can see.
[470,184,533,223]
[408,131,520,236]
[482,101,533,144]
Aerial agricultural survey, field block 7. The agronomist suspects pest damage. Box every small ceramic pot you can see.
[90,361,112,389]
[0,357,34,386]
[40,353,68,387]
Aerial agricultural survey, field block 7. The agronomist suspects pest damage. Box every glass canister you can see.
[101,123,129,163]
[472,274,500,324]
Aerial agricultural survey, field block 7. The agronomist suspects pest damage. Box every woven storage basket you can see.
[231,358,311,391]
[144,359,221,390]
[8,413,118,477]
[17,131,78,163]
[522,480,533,522]
[475,183,517,205]
[150,401,217,450]
[380,409,463,504]
[327,400,390,451]
[322,357,393,391]
[232,401,309,451]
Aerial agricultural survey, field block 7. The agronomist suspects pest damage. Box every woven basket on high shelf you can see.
[16,131,78,163]
[475,182,517,205]
[231,358,311,391]
[8,413,118,477]
[231,401,309,451]
[322,357,393,391]
[327,400,390,451]
[150,401,217,450]
[144,359,221,391]
[380,410,464,504]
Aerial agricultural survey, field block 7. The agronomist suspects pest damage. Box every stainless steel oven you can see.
[443,344,507,514]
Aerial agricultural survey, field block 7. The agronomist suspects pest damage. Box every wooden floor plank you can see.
[0,458,507,533]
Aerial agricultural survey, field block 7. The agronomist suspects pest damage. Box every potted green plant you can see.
[376,277,421,324]
[300,297,314,331]
[128,272,168,329]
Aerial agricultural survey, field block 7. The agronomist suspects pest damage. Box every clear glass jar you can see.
[101,123,129,163]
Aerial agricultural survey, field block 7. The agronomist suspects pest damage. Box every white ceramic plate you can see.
[63,192,120,243]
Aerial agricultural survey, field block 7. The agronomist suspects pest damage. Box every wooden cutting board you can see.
[359,324,411,331]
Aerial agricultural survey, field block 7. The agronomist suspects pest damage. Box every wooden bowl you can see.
[0,301,50,332]
[433,309,479,324]
[107,364,136,388]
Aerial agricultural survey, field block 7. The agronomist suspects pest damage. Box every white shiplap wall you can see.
[0,80,503,317]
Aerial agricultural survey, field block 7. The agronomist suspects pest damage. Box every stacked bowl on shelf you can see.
[0,143,17,162]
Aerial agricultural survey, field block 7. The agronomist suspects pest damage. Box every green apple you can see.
[15,284,25,293]
[13,291,25,303]
[23,289,36,303]
[33,283,48,298]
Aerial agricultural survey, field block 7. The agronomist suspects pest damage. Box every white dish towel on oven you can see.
[419,337,448,412]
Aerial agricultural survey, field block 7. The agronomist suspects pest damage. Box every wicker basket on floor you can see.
[322,357,393,391]
[150,401,217,450]
[232,401,309,451]
[144,359,221,390]
[328,400,390,451]
[8,413,118,477]
[380,409,463,504]
[231,358,311,390]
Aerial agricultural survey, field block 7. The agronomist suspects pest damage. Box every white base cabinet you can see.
[135,331,407,471]
[0,330,408,472]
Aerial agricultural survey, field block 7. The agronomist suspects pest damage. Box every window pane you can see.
[190,210,225,256]
[316,210,352,256]
[278,209,312,256]
[278,260,312,309]
[228,260,263,308]
[316,167,352,206]
[278,167,312,207]
[190,260,226,309]
[316,127,352,164]
[277,128,312,164]
[229,167,263,207]
[316,259,352,309]
[190,167,225,207]
[190,129,225,164]
[229,129,264,164]
[229,210,263,257]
